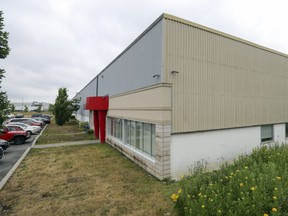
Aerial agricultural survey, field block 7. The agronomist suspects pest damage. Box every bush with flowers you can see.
[172,143,288,215]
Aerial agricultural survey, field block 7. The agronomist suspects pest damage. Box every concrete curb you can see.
[0,124,48,190]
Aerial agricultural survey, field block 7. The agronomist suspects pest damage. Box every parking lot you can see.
[0,135,36,181]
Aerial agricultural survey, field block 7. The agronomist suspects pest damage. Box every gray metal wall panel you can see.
[74,77,97,117]
[164,18,288,133]
[98,20,163,96]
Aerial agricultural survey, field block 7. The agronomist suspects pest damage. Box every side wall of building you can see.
[163,16,288,134]
[106,84,172,179]
[170,123,287,179]
[74,78,98,122]
[97,19,164,96]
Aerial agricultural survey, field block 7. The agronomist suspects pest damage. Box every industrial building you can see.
[74,13,288,180]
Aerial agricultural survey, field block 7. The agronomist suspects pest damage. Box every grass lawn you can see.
[0,117,178,215]
[36,119,95,144]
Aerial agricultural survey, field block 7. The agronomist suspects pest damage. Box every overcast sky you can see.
[1,0,288,104]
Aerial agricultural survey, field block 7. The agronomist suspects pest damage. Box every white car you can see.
[6,114,15,118]
[6,122,41,135]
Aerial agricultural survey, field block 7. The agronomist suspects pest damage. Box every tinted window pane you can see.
[124,120,130,144]
[261,125,273,142]
[143,123,152,154]
[136,122,143,150]
[130,121,136,147]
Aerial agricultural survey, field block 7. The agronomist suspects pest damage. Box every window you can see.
[261,125,273,142]
[124,120,131,144]
[115,118,122,140]
[107,117,122,140]
[108,117,156,157]
[143,123,152,154]
[136,122,143,150]
[151,124,156,157]
[143,123,156,156]
[107,117,113,136]
[130,121,136,147]
[286,123,288,138]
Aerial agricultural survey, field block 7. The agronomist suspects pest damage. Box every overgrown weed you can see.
[173,143,288,215]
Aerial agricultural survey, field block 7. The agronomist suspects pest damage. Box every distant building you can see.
[12,101,51,112]
[74,13,288,180]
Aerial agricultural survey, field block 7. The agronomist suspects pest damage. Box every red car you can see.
[0,126,30,145]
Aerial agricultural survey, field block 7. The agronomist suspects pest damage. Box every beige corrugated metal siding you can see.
[163,15,288,133]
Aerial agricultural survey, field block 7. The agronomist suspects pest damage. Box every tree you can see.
[53,88,80,126]
[24,105,28,112]
[48,104,54,113]
[0,11,10,124]
[9,103,15,112]
[35,103,43,112]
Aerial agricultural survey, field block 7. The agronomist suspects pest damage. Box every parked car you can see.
[6,125,36,137]
[15,113,24,118]
[0,139,10,151]
[6,122,41,135]
[0,147,4,159]
[4,118,44,127]
[32,117,47,124]
[5,114,15,118]
[0,126,30,145]
[31,114,51,123]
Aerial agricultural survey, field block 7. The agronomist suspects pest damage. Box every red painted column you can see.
[86,96,109,143]
[98,110,107,143]
[93,110,99,139]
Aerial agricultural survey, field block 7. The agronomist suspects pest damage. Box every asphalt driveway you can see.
[0,136,35,181]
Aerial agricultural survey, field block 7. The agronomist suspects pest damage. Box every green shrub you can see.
[86,129,94,134]
[79,121,89,128]
[173,143,288,216]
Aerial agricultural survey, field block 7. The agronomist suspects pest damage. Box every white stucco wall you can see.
[171,124,287,179]
[274,124,286,143]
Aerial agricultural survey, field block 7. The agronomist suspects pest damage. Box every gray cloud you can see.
[1,0,288,103]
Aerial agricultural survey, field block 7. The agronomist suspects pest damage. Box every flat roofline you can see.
[74,14,165,97]
[163,13,288,58]
[74,13,288,97]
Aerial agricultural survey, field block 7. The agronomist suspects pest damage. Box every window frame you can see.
[261,125,274,143]
[108,117,156,157]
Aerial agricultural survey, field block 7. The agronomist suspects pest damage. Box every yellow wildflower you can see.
[276,176,282,180]
[272,208,277,212]
[274,188,278,191]
[201,205,205,208]
[273,196,277,200]
[250,186,256,191]
[171,193,179,202]
[178,189,182,194]
[239,182,244,187]
[263,213,268,216]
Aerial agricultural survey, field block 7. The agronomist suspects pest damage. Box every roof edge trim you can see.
[162,13,288,58]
